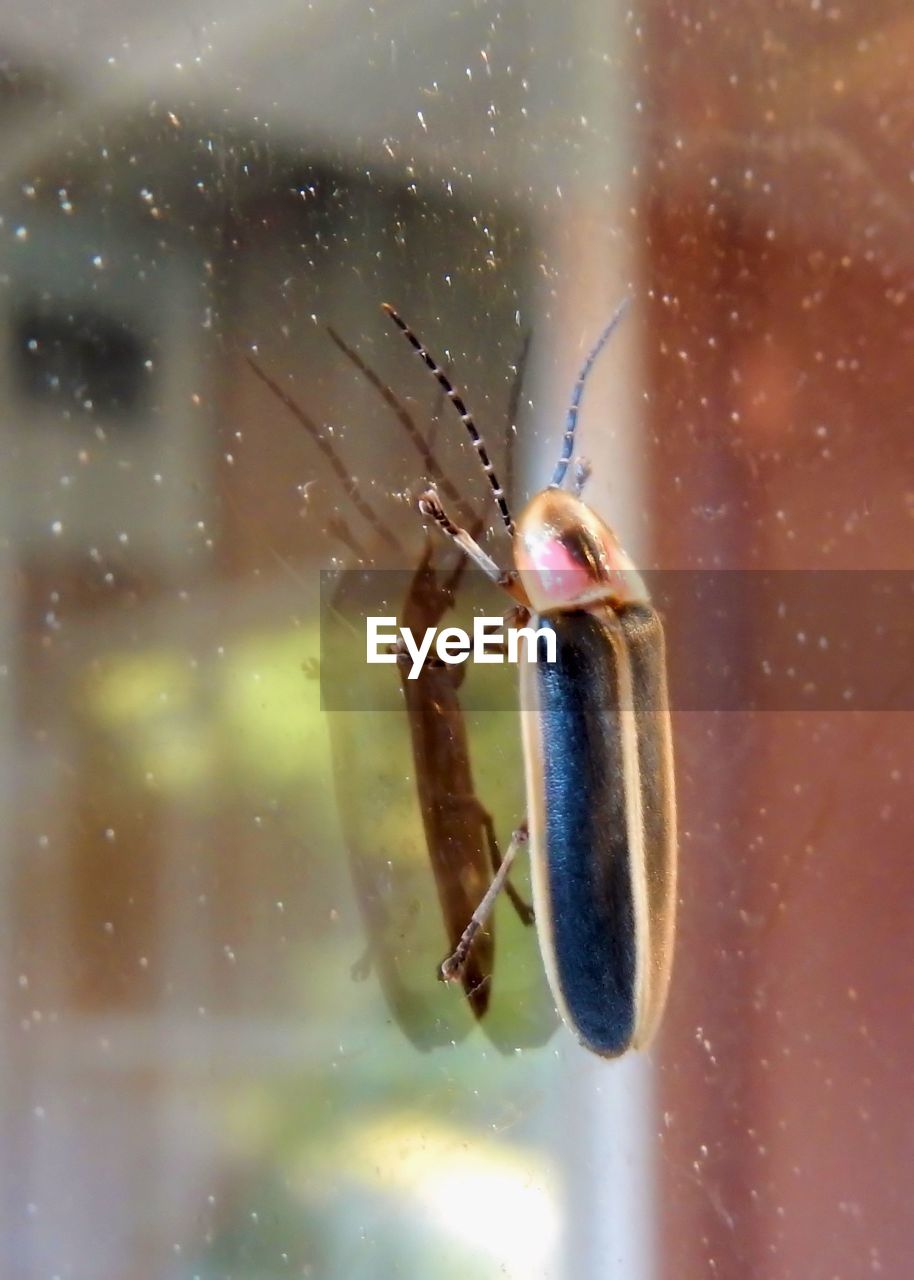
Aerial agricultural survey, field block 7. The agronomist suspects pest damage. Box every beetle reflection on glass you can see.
[248,339,557,1052]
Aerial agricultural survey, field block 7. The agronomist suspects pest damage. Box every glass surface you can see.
[0,2,910,1277]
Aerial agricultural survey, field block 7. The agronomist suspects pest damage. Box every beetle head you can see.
[514,488,647,613]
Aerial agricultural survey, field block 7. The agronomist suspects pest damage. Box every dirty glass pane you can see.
[0,2,910,1278]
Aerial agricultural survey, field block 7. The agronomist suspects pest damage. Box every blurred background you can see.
[0,1,911,1277]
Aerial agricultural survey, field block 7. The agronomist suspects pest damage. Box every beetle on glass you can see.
[382,300,677,1058]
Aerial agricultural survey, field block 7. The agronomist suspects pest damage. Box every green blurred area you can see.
[77,623,329,798]
[70,611,562,1278]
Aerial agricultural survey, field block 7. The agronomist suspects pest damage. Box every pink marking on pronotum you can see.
[518,535,594,605]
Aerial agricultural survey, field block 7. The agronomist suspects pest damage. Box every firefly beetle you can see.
[382,300,677,1058]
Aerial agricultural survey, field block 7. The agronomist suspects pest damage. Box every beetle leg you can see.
[440,823,530,983]
[418,489,504,578]
[503,602,530,629]
[478,809,535,925]
[439,795,534,921]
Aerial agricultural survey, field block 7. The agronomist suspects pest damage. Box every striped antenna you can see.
[382,303,515,537]
[551,297,630,490]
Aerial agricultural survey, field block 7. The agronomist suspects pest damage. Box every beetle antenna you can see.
[382,303,515,537]
[245,355,406,557]
[504,328,532,513]
[327,325,478,530]
[327,513,370,565]
[551,297,630,490]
